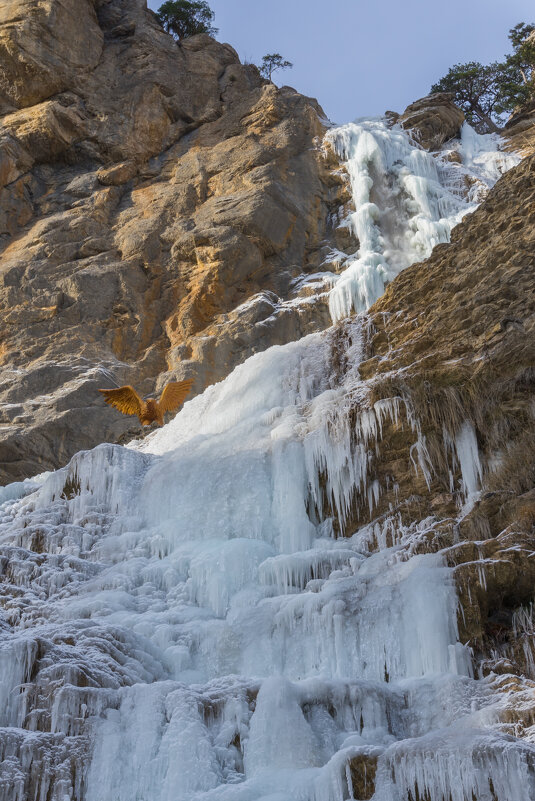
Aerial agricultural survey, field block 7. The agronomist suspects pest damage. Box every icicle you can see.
[455,421,482,500]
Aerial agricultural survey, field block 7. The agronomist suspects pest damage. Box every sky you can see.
[147,0,534,124]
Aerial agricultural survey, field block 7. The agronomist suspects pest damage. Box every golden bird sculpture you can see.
[99,379,193,426]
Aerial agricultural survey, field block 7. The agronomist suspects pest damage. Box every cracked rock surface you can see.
[0,0,350,483]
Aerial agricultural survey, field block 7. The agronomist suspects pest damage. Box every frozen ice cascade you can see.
[325,119,520,321]
[1,119,533,801]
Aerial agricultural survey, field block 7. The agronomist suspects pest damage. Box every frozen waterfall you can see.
[0,119,532,801]
[326,120,520,321]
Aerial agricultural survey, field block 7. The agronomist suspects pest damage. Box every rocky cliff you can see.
[0,0,349,483]
[2,4,535,801]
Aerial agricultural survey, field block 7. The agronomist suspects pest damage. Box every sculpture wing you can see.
[98,386,143,419]
[158,379,194,415]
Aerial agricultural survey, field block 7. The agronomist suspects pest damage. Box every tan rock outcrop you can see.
[398,91,465,150]
[0,0,351,483]
[348,750,380,799]
[1,99,87,163]
[0,0,103,110]
[505,102,535,157]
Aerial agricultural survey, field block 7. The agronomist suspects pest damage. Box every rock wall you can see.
[0,0,350,483]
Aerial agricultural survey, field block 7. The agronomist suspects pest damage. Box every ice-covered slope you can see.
[0,120,532,801]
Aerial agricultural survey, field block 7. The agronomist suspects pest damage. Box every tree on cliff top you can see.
[504,23,535,106]
[259,54,293,82]
[431,22,535,132]
[431,61,514,132]
[508,22,535,81]
[157,1,218,40]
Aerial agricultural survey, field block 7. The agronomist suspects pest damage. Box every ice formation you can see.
[0,119,532,801]
[326,120,520,321]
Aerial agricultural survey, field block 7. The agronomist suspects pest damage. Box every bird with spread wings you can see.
[99,379,193,426]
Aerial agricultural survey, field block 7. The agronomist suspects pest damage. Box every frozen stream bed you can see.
[0,120,532,801]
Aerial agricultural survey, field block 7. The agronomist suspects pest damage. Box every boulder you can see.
[398,91,464,149]
[97,161,138,186]
[1,98,87,163]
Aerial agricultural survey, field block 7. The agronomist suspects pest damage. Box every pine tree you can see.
[259,54,293,82]
[157,1,217,40]
[431,22,535,132]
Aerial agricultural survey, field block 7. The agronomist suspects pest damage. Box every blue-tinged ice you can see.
[326,119,520,321]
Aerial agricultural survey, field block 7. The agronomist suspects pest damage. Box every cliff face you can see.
[3,7,535,801]
[0,0,348,483]
[354,147,535,531]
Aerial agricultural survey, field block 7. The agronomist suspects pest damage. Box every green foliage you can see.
[504,23,535,105]
[157,0,217,40]
[432,61,516,132]
[508,22,535,53]
[259,53,293,82]
[431,21,535,132]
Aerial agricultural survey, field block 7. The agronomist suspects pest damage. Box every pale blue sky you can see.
[147,0,534,124]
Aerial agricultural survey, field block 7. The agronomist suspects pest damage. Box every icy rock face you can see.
[1,319,534,800]
[325,119,520,321]
[1,118,534,800]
